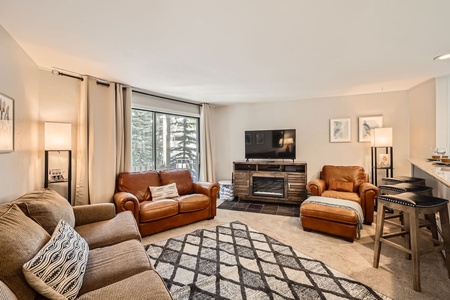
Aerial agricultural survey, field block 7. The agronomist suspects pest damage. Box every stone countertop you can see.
[410,158,450,188]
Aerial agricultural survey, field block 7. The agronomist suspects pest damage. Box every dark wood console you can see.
[233,161,307,204]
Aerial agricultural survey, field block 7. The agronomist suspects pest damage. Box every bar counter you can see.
[410,158,450,188]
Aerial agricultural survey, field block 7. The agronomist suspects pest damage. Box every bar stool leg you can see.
[403,212,411,260]
[373,201,386,268]
[410,210,421,292]
[439,205,450,278]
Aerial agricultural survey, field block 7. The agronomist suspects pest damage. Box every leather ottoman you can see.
[300,196,360,242]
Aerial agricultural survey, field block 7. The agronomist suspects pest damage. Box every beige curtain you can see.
[75,78,132,205]
[200,103,215,182]
[115,84,132,174]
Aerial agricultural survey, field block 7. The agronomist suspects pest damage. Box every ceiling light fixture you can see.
[433,53,450,60]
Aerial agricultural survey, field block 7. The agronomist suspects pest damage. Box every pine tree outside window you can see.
[131,108,199,180]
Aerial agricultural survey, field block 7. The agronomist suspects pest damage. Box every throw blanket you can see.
[302,196,364,239]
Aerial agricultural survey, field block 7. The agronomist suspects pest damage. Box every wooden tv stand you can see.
[233,161,307,204]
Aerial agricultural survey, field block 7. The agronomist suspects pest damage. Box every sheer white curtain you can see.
[75,77,132,205]
[200,103,215,182]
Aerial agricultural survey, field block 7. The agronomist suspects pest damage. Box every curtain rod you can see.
[51,69,84,81]
[133,90,202,107]
[50,68,201,107]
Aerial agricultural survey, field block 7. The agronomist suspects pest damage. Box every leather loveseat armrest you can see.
[306,179,326,196]
[193,181,219,217]
[358,182,378,225]
[114,191,140,222]
[73,203,116,227]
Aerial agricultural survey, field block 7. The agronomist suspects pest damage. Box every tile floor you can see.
[217,199,300,217]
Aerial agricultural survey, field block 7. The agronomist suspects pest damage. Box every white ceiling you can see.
[1,0,450,105]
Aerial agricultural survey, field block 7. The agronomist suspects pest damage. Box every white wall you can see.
[408,78,436,159]
[39,69,80,200]
[213,91,410,183]
[0,25,40,203]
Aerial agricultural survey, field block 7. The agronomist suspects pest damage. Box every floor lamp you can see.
[44,122,72,203]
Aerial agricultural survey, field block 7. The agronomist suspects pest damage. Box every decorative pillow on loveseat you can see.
[329,179,354,192]
[23,219,89,300]
[149,183,180,201]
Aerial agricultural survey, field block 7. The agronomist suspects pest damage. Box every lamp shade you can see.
[45,122,71,150]
[371,127,393,147]
[284,138,294,144]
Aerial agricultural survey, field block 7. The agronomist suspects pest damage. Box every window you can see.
[131,108,200,180]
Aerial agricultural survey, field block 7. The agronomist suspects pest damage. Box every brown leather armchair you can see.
[306,165,378,224]
[114,169,219,237]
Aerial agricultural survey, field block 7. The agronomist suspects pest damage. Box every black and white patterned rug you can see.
[146,221,390,300]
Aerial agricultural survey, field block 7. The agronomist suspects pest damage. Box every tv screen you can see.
[245,129,296,160]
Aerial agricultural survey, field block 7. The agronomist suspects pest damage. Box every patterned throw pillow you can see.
[23,219,89,300]
[149,183,180,201]
[329,179,354,192]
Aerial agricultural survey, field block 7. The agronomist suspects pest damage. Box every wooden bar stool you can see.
[381,176,426,186]
[377,183,435,236]
[373,192,450,292]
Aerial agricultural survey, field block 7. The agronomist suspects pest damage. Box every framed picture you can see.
[330,118,351,143]
[0,93,14,153]
[256,133,265,145]
[358,115,383,142]
[378,154,391,167]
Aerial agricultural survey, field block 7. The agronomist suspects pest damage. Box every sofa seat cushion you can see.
[139,200,179,222]
[0,204,50,300]
[321,190,361,204]
[75,211,141,250]
[177,194,210,213]
[14,188,75,235]
[77,270,172,300]
[78,239,152,296]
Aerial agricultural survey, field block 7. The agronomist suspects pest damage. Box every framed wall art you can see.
[0,93,14,153]
[358,115,383,142]
[330,118,351,143]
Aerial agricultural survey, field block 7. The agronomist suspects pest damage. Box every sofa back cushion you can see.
[0,204,50,300]
[159,169,194,196]
[14,188,75,235]
[117,171,161,201]
[321,165,366,192]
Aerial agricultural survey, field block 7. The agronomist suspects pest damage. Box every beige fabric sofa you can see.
[0,189,172,300]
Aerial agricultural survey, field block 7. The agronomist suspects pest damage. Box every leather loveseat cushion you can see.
[178,194,210,213]
[0,204,50,300]
[322,165,366,192]
[117,170,161,201]
[139,200,179,222]
[159,169,194,195]
[322,190,361,204]
[328,179,354,193]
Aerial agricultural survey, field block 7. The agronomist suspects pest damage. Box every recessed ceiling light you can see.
[434,53,450,60]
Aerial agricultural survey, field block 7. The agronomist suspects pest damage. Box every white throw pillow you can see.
[23,219,89,300]
[149,182,180,201]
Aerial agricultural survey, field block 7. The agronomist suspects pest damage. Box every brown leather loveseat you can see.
[114,168,219,237]
[306,165,378,224]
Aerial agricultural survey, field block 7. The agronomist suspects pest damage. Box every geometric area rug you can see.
[145,221,391,300]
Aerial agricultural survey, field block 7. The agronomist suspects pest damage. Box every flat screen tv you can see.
[245,129,296,160]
